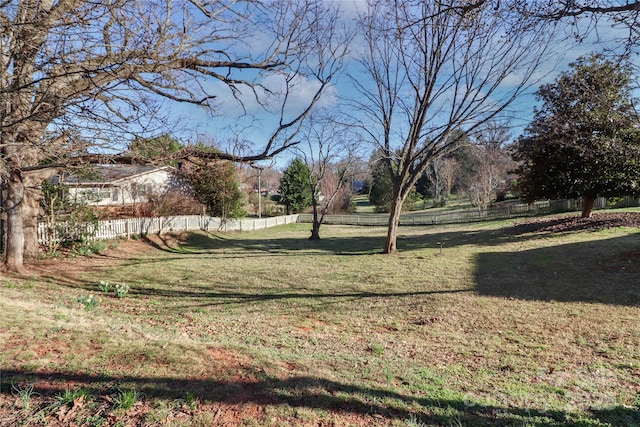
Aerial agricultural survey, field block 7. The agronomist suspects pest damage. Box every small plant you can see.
[55,387,89,406]
[369,341,384,357]
[77,294,99,311]
[80,240,108,256]
[113,388,139,410]
[113,283,130,298]
[185,392,200,410]
[405,414,427,427]
[98,280,111,293]
[11,382,35,410]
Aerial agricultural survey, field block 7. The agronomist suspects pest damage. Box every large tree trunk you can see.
[383,190,404,254]
[581,195,596,218]
[22,169,60,260]
[4,172,27,274]
[23,181,42,260]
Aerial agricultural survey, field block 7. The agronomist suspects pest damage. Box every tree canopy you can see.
[512,53,640,218]
[279,158,313,215]
[183,160,245,219]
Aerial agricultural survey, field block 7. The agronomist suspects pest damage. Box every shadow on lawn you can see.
[39,226,527,284]
[2,369,638,426]
[475,233,640,306]
[51,272,471,307]
[172,223,539,255]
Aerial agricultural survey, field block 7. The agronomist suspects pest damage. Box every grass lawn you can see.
[1,212,640,426]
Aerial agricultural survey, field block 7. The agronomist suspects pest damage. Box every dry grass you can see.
[1,212,640,426]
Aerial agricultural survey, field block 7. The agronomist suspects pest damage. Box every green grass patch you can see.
[1,212,640,425]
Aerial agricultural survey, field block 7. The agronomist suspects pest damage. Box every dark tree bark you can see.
[581,195,596,219]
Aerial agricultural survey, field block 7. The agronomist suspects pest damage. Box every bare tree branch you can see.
[0,0,348,272]
[348,0,555,254]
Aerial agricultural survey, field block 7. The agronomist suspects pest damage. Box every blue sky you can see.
[168,1,636,169]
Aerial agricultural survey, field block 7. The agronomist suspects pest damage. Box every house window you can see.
[98,188,111,200]
[78,188,109,203]
[132,183,149,198]
[112,188,119,202]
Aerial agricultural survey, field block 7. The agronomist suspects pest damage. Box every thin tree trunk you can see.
[581,195,595,218]
[383,190,404,254]
[310,221,321,240]
[310,194,321,240]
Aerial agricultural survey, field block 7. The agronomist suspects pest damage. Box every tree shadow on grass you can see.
[35,227,517,291]
[475,233,640,306]
[174,223,542,256]
[2,368,637,426]
[49,271,471,308]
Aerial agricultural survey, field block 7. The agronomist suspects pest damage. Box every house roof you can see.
[62,165,173,185]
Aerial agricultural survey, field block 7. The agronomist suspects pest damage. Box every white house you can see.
[63,165,180,206]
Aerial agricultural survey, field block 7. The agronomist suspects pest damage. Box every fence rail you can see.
[38,214,300,245]
[297,196,640,227]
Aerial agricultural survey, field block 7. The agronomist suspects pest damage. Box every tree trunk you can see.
[4,172,27,274]
[310,221,321,240]
[581,195,595,218]
[383,190,404,254]
[23,186,41,260]
[22,169,61,260]
[309,195,321,240]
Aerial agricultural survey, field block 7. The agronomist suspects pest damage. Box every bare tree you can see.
[509,1,640,53]
[319,167,354,215]
[422,157,459,207]
[349,0,554,253]
[459,126,515,213]
[297,116,362,240]
[0,0,346,272]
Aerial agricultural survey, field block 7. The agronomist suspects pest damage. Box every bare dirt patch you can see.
[512,212,640,234]
[26,233,184,281]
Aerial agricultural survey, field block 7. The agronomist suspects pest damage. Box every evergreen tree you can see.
[369,158,395,213]
[280,158,313,214]
[184,161,245,219]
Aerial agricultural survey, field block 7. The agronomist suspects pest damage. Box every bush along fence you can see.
[37,214,300,246]
[297,196,640,227]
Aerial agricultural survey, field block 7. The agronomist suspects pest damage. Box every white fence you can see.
[36,196,640,245]
[297,196,640,227]
[297,201,551,226]
[37,214,299,245]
